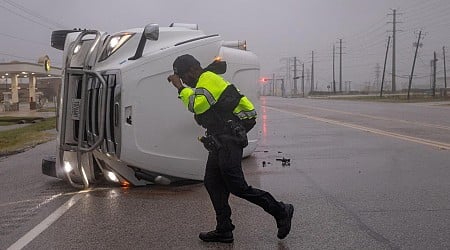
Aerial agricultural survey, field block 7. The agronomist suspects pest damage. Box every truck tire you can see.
[42,155,57,177]
[51,30,79,50]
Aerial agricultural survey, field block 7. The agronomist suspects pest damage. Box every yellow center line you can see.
[267,106,450,150]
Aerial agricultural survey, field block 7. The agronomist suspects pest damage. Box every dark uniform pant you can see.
[204,137,286,232]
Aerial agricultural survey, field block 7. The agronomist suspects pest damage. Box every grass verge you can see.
[0,116,45,126]
[0,117,56,156]
[37,107,57,112]
[0,121,16,126]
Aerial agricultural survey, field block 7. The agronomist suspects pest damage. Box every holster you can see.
[198,135,222,152]
[225,120,248,147]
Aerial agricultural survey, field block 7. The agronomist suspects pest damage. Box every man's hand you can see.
[167,74,184,91]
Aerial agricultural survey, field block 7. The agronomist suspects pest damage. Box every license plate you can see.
[71,98,81,120]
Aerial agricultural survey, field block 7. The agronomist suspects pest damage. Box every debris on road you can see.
[276,157,291,167]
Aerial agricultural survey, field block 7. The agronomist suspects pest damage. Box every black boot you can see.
[276,203,294,239]
[199,230,234,243]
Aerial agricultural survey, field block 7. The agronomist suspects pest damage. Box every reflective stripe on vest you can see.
[188,95,195,112]
[232,95,256,119]
[195,88,217,106]
[180,71,256,116]
[186,88,217,113]
[235,109,257,119]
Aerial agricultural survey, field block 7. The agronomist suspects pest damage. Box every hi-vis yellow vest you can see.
[179,71,256,120]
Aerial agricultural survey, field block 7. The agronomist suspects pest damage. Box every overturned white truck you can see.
[42,23,260,188]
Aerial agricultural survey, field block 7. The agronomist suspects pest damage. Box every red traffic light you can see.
[260,77,268,82]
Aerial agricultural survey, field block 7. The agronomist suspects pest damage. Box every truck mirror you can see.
[144,24,159,41]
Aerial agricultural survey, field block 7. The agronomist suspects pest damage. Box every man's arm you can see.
[167,73,210,114]
[167,74,185,93]
[167,74,195,112]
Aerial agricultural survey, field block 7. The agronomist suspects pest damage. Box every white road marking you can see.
[7,193,84,250]
[284,103,450,131]
[268,106,450,150]
[1,188,109,207]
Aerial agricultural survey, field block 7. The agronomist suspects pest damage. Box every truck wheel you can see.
[51,30,79,50]
[42,155,57,177]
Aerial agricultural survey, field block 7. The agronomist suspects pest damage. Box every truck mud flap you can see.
[42,155,57,177]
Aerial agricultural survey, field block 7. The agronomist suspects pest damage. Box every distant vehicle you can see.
[42,23,260,188]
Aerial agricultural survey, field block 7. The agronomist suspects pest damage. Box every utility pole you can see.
[380,36,391,97]
[390,9,398,92]
[333,44,336,93]
[272,73,275,95]
[407,30,422,100]
[430,60,433,89]
[433,51,437,97]
[293,57,298,95]
[311,51,314,94]
[444,46,447,96]
[339,39,343,92]
[286,58,290,95]
[306,68,311,95]
[302,63,305,97]
[375,63,381,89]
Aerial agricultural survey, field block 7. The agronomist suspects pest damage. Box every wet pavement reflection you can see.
[3,97,450,249]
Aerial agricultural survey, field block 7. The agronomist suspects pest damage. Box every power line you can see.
[344,15,388,43]
[402,4,450,33]
[347,30,389,50]
[402,0,447,15]
[0,3,52,30]
[0,31,48,47]
[349,36,388,52]
[278,1,450,89]
[404,6,450,29]
[2,0,67,29]
[399,0,428,12]
[0,51,35,61]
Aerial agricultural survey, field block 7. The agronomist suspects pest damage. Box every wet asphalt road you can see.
[1,97,450,249]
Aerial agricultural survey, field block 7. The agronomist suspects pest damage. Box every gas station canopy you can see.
[0,61,61,79]
[0,56,62,111]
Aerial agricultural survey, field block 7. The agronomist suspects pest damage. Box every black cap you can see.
[173,54,201,75]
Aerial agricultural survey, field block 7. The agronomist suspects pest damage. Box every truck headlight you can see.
[99,32,135,61]
[73,44,81,54]
[63,161,73,173]
[106,171,119,183]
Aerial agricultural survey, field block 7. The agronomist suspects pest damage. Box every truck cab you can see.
[43,23,260,188]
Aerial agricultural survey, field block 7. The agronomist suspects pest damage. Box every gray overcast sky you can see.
[1,0,449,90]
